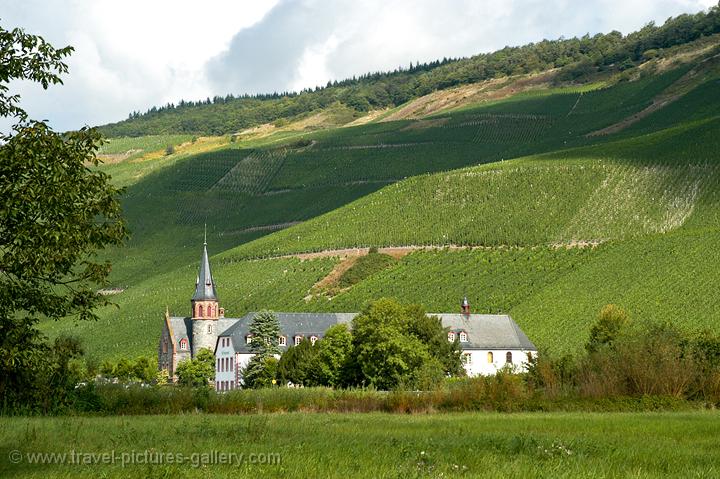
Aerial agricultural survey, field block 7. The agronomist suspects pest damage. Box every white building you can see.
[159,241,537,389]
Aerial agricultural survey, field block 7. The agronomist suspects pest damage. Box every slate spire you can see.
[192,235,218,301]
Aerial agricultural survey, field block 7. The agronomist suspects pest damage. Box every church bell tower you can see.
[190,233,222,356]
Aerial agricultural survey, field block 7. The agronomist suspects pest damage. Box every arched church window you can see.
[506,352,513,364]
[199,305,204,317]
[487,352,494,363]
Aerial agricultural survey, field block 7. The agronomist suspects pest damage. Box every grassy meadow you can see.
[2,412,719,478]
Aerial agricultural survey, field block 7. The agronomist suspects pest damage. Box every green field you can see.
[2,412,719,478]
[37,42,720,361]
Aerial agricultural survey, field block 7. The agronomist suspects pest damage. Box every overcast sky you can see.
[1,0,716,132]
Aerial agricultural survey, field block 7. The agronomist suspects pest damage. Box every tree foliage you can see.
[314,324,353,387]
[350,298,462,389]
[176,348,214,387]
[277,338,320,386]
[0,22,127,411]
[248,310,281,356]
[243,310,281,388]
[586,304,630,352]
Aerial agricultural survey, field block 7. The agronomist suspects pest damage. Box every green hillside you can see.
[97,7,720,137]
[40,33,720,361]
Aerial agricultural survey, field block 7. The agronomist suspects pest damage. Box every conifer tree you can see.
[248,310,281,356]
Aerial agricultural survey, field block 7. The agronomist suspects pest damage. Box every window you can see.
[447,332,456,342]
[279,336,287,346]
[246,335,252,345]
[198,305,204,317]
[527,352,534,362]
[506,352,513,364]
[207,324,213,334]
[294,335,303,346]
[217,358,220,372]
[310,335,318,345]
[487,351,494,363]
[462,353,472,365]
[162,341,168,353]
[459,331,468,343]
[180,339,188,350]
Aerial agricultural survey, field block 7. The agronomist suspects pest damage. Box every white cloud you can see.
[1,0,278,132]
[0,0,715,132]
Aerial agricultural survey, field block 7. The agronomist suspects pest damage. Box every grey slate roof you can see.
[192,242,218,301]
[433,314,536,350]
[215,312,536,353]
[169,316,236,347]
[168,316,191,344]
[219,312,357,353]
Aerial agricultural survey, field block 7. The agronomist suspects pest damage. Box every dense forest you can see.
[99,4,720,137]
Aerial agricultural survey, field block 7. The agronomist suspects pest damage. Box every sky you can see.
[1,0,717,132]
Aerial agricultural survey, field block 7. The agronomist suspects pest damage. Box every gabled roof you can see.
[218,312,357,353]
[433,313,536,350]
[168,316,192,345]
[215,312,536,353]
[192,241,218,301]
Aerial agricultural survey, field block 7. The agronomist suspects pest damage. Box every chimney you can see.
[461,296,470,315]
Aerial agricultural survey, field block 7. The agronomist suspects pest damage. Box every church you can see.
[158,241,537,388]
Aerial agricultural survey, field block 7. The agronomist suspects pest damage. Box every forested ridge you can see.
[97,5,720,137]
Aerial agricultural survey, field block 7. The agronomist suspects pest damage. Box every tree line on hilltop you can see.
[100,3,720,137]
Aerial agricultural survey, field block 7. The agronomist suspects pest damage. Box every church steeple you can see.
[192,235,218,302]
[190,235,221,356]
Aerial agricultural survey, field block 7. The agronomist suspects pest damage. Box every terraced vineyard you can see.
[40,45,720,360]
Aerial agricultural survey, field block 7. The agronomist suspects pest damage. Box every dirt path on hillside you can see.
[275,241,603,261]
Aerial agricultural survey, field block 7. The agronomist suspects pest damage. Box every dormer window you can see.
[279,336,287,346]
[294,335,303,346]
[459,331,468,343]
[447,332,456,342]
[310,335,319,345]
[245,335,252,345]
[179,339,188,350]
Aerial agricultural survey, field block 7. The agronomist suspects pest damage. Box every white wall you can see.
[216,341,537,388]
[214,337,238,390]
[461,349,536,377]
